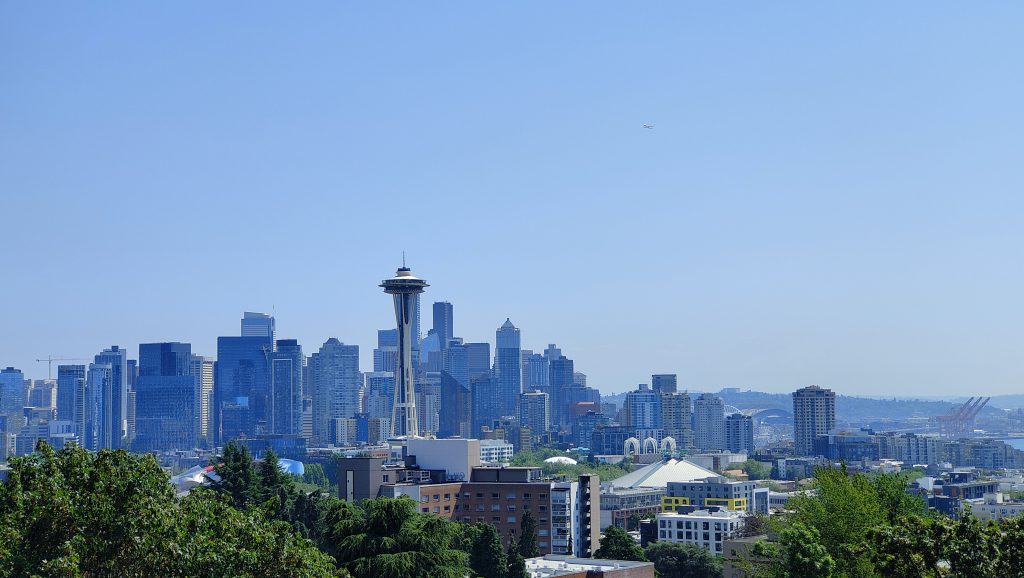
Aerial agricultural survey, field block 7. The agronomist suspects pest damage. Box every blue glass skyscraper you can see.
[93,346,128,448]
[493,319,522,419]
[134,342,196,452]
[270,339,304,436]
[215,334,272,443]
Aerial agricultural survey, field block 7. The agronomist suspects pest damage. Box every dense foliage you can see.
[594,525,647,562]
[0,443,338,577]
[645,540,723,578]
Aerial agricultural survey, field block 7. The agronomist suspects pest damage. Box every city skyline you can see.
[4,4,1024,396]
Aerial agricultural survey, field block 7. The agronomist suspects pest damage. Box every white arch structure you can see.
[660,436,676,453]
[624,437,641,456]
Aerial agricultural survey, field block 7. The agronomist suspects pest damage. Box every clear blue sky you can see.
[2,3,1023,396]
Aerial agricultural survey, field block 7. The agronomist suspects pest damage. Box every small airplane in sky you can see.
[643,124,655,129]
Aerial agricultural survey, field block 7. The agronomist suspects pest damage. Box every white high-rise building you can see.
[693,393,726,451]
[190,355,214,443]
[309,338,360,444]
[793,385,836,456]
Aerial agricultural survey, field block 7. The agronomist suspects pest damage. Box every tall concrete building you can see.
[493,319,522,420]
[190,355,214,443]
[661,391,693,448]
[93,346,129,449]
[309,338,360,444]
[652,374,678,394]
[381,266,428,437]
[793,385,836,456]
[725,413,754,454]
[520,390,551,437]
[626,384,662,429]
[693,393,725,451]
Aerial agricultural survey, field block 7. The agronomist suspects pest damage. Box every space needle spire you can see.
[380,265,428,437]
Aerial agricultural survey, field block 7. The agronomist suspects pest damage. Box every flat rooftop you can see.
[526,555,653,577]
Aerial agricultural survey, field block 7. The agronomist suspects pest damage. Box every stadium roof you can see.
[609,458,718,489]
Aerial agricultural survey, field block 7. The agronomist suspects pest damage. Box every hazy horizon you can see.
[3,3,1023,396]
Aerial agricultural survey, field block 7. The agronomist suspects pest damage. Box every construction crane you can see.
[936,396,991,439]
[35,356,90,380]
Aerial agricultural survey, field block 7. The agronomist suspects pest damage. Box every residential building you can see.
[524,555,654,578]
[520,390,551,438]
[0,367,26,433]
[725,413,754,454]
[693,393,725,451]
[190,355,214,443]
[56,364,86,434]
[651,374,677,394]
[663,477,765,514]
[308,338,360,444]
[655,508,746,555]
[625,384,661,430]
[480,439,515,464]
[792,385,836,456]
[661,391,693,448]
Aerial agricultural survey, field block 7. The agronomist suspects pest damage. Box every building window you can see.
[492,493,500,499]
[539,506,547,512]
[444,506,451,512]
[432,507,440,513]
[421,496,429,503]
[433,495,440,502]
[422,508,429,513]
[444,494,450,500]
[660,530,666,538]
[477,505,485,511]
[491,504,500,511]
[539,530,549,537]
[539,542,548,549]
[523,493,532,499]
[507,517,516,523]
[508,505,516,512]
[539,494,547,500]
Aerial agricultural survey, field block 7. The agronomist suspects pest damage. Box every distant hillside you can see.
[599,388,1005,422]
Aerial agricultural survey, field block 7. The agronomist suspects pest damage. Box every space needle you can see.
[380,265,428,438]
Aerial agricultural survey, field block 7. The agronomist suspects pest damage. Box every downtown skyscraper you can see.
[134,342,196,452]
[493,319,522,420]
[793,385,836,456]
[215,313,274,443]
[308,338,360,444]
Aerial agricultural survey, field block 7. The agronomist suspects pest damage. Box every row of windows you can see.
[422,492,549,502]
[457,516,551,525]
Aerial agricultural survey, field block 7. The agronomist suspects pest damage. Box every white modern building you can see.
[970,493,1024,522]
[480,439,515,464]
[655,509,747,555]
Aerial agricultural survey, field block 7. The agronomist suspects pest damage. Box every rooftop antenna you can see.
[402,250,406,268]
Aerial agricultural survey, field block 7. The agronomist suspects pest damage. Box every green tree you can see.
[212,441,258,509]
[644,540,723,578]
[506,542,529,578]
[785,466,921,577]
[469,523,508,578]
[741,460,771,481]
[517,510,539,558]
[0,442,339,577]
[777,523,835,578]
[327,496,468,578]
[304,463,329,488]
[593,525,646,562]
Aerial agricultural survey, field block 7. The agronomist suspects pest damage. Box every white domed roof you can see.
[544,456,578,466]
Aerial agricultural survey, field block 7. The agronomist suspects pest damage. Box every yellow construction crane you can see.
[35,356,90,380]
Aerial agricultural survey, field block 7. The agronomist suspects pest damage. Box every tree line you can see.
[0,442,545,578]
